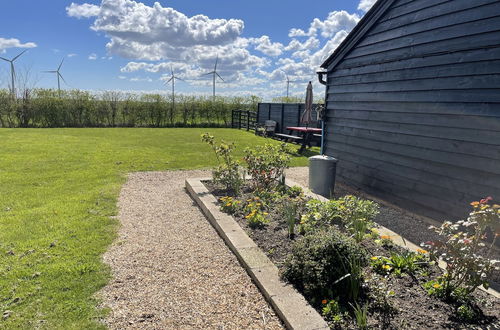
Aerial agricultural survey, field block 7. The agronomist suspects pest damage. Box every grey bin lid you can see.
[309,155,337,162]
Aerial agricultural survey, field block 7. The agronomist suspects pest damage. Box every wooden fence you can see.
[231,110,257,131]
[256,103,321,133]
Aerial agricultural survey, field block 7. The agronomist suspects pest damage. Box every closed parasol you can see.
[301,81,313,127]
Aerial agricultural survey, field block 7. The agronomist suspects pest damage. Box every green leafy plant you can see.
[244,196,269,229]
[297,196,379,241]
[350,302,368,330]
[321,298,345,325]
[365,274,395,313]
[201,133,244,194]
[337,195,379,242]
[421,197,500,299]
[218,196,241,214]
[243,143,291,191]
[456,303,480,322]
[281,228,367,304]
[371,251,426,277]
[287,185,304,198]
[282,197,298,239]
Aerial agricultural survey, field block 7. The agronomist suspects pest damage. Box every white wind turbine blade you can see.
[216,72,224,82]
[58,58,64,71]
[12,49,27,62]
[0,56,9,62]
[59,72,68,85]
[214,55,218,71]
[164,76,174,84]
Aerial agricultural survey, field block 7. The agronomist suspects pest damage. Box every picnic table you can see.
[276,126,322,153]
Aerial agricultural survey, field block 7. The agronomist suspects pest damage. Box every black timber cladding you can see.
[320,0,500,220]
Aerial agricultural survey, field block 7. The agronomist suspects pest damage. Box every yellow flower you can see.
[321,299,327,305]
[263,212,268,215]
[382,265,391,270]
[417,248,428,254]
[371,256,378,260]
[380,235,392,240]
[433,283,441,289]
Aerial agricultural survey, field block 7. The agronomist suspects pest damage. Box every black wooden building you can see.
[318,0,500,220]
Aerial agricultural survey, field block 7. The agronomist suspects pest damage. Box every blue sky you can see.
[0,0,375,100]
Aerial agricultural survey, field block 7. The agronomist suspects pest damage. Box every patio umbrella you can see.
[301,81,313,127]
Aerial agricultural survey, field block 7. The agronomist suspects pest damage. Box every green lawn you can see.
[0,128,314,329]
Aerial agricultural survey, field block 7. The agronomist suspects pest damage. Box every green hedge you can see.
[0,89,261,128]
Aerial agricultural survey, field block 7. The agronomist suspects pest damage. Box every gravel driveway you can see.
[98,170,283,329]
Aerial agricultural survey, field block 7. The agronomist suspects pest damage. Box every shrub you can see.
[201,133,244,194]
[421,197,499,299]
[337,195,379,242]
[281,228,367,305]
[298,196,379,239]
[243,143,291,191]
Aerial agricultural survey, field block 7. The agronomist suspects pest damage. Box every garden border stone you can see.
[186,178,329,330]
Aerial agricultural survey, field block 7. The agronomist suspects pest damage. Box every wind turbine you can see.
[204,55,224,101]
[285,74,301,99]
[43,58,67,96]
[164,65,184,113]
[0,49,27,97]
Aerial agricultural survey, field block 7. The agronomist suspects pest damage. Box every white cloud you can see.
[308,30,349,67]
[88,53,97,60]
[285,37,319,52]
[129,76,152,82]
[358,0,377,12]
[287,11,358,38]
[68,53,77,57]
[0,37,37,52]
[288,28,309,38]
[91,0,243,48]
[66,3,100,18]
[250,36,283,57]
[68,1,362,100]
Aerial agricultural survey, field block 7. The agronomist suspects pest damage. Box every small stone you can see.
[49,242,56,248]
[3,310,12,320]
[6,250,14,256]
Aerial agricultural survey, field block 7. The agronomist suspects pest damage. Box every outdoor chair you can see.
[255,120,277,137]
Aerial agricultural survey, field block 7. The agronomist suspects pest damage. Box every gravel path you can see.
[98,170,283,329]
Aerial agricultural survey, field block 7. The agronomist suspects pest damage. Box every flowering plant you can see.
[243,143,291,191]
[244,197,269,228]
[421,197,500,299]
[202,133,244,194]
[219,196,241,214]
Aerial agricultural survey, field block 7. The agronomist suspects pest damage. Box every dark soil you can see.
[205,181,500,330]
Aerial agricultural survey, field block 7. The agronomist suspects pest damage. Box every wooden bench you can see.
[274,133,303,143]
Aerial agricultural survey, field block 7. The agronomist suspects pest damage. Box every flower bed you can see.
[201,134,500,329]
